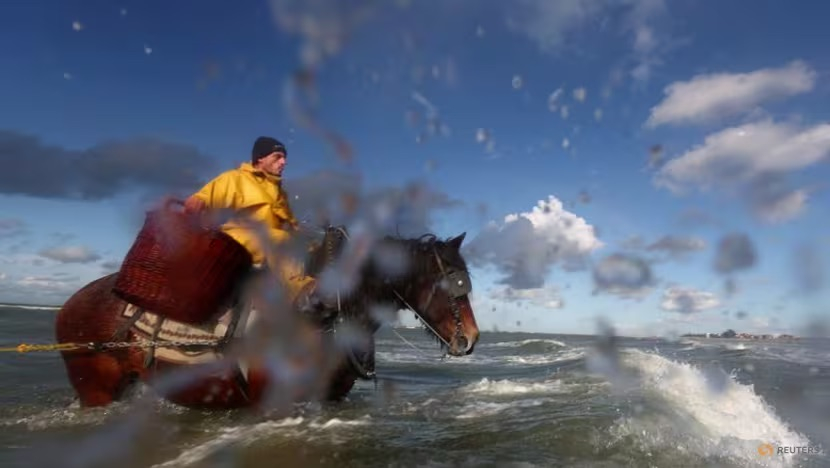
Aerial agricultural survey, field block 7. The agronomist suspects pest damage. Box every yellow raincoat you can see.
[190,162,313,304]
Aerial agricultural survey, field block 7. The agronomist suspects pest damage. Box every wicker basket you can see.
[113,199,253,324]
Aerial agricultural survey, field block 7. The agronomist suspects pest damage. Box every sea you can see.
[1,304,828,468]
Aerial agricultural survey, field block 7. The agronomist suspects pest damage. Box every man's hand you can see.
[183,196,206,213]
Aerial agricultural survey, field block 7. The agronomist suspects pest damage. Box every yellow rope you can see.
[0,342,84,353]
[0,339,220,353]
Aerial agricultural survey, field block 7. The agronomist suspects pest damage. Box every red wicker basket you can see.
[113,199,253,324]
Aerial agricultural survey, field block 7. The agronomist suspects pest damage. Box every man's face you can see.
[258,151,287,176]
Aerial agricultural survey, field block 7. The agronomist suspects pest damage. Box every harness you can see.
[392,248,472,351]
[312,225,474,381]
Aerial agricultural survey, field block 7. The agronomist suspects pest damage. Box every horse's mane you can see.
[305,229,467,323]
[380,233,468,279]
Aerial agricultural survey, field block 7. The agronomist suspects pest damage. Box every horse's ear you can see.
[449,232,466,250]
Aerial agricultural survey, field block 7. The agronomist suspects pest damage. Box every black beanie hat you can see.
[251,136,287,164]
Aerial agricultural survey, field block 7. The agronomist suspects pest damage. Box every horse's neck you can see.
[308,236,424,312]
[333,259,413,317]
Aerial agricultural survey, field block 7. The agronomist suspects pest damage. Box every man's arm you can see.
[275,184,300,231]
[183,171,234,214]
[183,195,206,213]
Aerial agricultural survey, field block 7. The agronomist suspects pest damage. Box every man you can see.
[184,136,325,313]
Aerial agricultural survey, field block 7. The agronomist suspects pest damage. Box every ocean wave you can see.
[680,339,752,351]
[481,338,568,349]
[374,351,473,364]
[454,398,549,420]
[152,415,372,468]
[374,348,584,367]
[375,337,568,359]
[458,377,567,396]
[503,349,585,366]
[750,346,830,367]
[607,350,810,466]
[0,400,151,430]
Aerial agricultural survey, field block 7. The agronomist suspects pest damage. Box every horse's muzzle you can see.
[450,331,479,356]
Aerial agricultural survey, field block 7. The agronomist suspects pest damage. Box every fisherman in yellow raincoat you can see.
[183,136,325,312]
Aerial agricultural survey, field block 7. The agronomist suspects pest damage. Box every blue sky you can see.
[1,0,829,337]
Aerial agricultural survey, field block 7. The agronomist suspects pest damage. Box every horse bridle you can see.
[393,247,472,351]
[346,247,471,382]
[318,226,472,374]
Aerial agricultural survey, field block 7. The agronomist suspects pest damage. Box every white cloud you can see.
[745,175,810,224]
[746,315,789,335]
[100,260,122,274]
[0,272,83,304]
[646,61,816,128]
[0,219,26,238]
[504,196,601,250]
[655,120,830,222]
[506,0,606,53]
[465,196,602,289]
[507,0,671,83]
[660,286,720,314]
[489,286,564,309]
[0,253,47,267]
[0,272,6,281]
[38,246,101,264]
[16,275,77,291]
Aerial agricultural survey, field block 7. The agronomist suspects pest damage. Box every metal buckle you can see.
[443,270,471,298]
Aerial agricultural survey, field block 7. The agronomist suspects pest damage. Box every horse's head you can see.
[384,232,480,356]
[304,226,480,356]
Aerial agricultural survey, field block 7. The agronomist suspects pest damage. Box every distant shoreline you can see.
[682,331,799,340]
[0,303,61,311]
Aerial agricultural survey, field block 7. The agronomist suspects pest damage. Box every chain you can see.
[96,339,221,350]
[431,248,466,347]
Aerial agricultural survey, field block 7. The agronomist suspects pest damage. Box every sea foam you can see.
[608,350,810,467]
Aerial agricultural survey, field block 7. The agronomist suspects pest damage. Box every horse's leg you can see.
[325,362,359,401]
[63,352,140,407]
[323,332,375,401]
[56,274,147,407]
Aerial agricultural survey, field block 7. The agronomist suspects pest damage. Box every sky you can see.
[0,0,829,337]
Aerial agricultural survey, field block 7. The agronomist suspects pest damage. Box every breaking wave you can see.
[607,350,811,467]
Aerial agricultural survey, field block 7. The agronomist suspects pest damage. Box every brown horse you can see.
[55,227,480,410]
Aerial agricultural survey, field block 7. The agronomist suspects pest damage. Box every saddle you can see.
[120,302,235,365]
